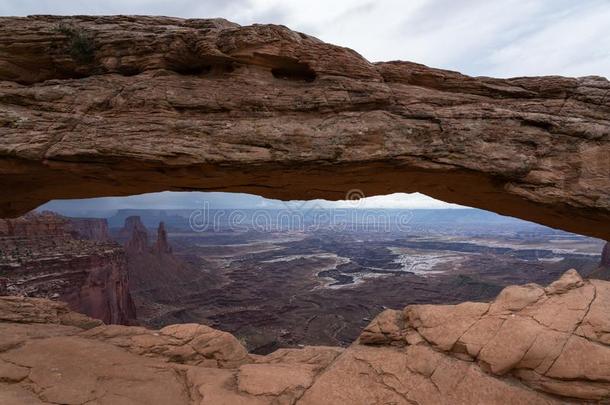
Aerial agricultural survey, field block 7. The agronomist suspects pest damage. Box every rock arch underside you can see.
[1,15,610,404]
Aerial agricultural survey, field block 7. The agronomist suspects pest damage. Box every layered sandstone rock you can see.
[68,217,111,241]
[0,210,110,241]
[0,16,608,240]
[0,211,71,238]
[0,212,136,324]
[1,270,609,404]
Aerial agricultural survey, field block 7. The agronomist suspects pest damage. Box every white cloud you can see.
[484,3,610,77]
[237,0,609,78]
[288,193,464,209]
[343,193,464,209]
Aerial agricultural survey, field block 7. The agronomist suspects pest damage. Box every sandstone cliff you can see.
[1,270,609,404]
[68,217,111,241]
[0,16,608,240]
[0,210,110,241]
[0,212,136,324]
[589,241,610,280]
[0,211,74,238]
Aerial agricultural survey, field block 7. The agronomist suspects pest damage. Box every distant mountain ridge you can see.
[98,208,558,234]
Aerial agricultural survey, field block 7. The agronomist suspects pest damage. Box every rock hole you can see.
[271,65,316,82]
[520,119,554,131]
[117,66,142,77]
[221,64,236,74]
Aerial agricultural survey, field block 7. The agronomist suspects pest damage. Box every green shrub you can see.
[237,336,248,348]
[55,23,96,63]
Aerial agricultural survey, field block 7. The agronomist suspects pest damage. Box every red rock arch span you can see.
[0,16,609,239]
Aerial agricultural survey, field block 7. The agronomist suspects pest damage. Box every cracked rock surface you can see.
[359,269,610,402]
[1,269,609,404]
[0,16,609,240]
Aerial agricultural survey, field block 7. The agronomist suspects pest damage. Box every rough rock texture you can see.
[1,270,610,404]
[0,295,103,329]
[0,212,136,324]
[589,241,610,280]
[80,323,250,368]
[0,16,608,240]
[358,269,610,402]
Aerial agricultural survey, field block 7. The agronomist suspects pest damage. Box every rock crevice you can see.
[0,212,136,325]
[359,269,610,401]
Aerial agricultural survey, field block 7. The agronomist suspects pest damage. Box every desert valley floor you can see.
[106,209,604,353]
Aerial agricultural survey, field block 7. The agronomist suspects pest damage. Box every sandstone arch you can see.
[0,16,609,240]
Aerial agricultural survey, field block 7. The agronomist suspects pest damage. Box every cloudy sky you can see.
[2,0,609,78]
[39,192,464,214]
[9,1,607,211]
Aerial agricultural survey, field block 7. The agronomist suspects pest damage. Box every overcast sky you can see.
[9,1,608,211]
[2,0,609,78]
[39,192,465,214]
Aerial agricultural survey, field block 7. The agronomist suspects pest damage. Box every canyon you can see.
[0,14,609,405]
[113,207,601,353]
[0,211,135,324]
[0,211,218,328]
[3,206,603,355]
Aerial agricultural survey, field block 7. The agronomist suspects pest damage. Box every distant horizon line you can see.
[38,207,478,213]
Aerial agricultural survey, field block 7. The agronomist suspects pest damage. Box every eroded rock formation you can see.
[589,241,610,280]
[115,216,216,325]
[153,221,172,255]
[119,215,150,254]
[1,270,609,404]
[0,16,609,240]
[604,242,610,267]
[0,212,136,324]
